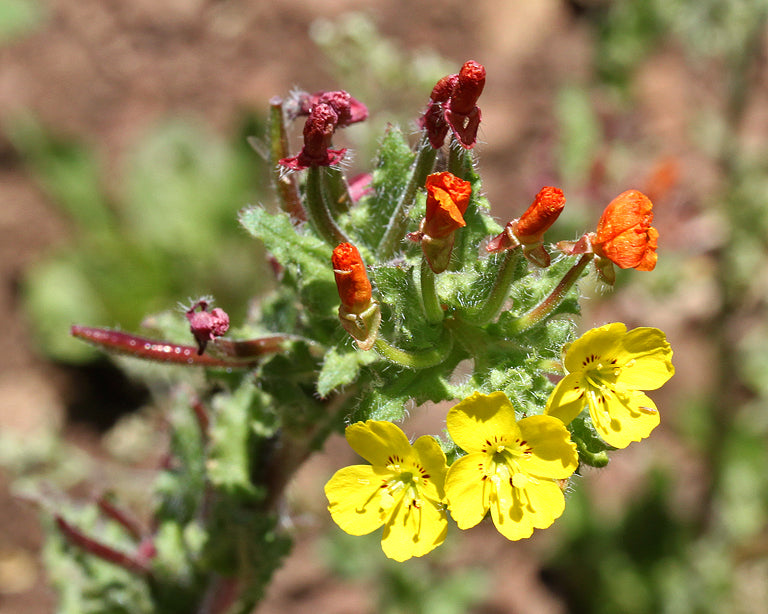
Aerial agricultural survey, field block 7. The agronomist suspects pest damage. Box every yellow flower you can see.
[545,322,674,449]
[324,420,449,561]
[444,392,578,541]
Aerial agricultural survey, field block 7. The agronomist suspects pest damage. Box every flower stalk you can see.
[377,133,437,258]
[419,258,444,324]
[268,97,304,221]
[305,166,350,246]
[512,253,593,332]
[373,331,453,370]
[463,247,521,325]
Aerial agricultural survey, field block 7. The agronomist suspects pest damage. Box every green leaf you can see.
[556,86,601,186]
[349,125,414,250]
[240,206,332,271]
[0,0,45,43]
[317,345,378,397]
[207,383,270,501]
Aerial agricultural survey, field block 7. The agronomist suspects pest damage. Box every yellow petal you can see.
[563,323,627,374]
[412,435,448,500]
[445,453,490,529]
[489,477,566,541]
[345,420,413,467]
[517,415,579,479]
[588,387,660,449]
[380,495,448,561]
[615,327,674,390]
[325,465,388,535]
[545,373,586,425]
[447,391,520,454]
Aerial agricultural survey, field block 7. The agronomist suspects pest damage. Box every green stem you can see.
[268,98,304,221]
[377,133,437,258]
[374,332,452,369]
[446,142,474,271]
[420,259,444,324]
[513,254,593,332]
[305,166,349,246]
[463,248,521,325]
[448,139,472,180]
[324,167,353,215]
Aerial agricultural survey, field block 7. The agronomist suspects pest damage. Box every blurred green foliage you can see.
[0,0,44,44]
[545,2,768,613]
[10,115,271,362]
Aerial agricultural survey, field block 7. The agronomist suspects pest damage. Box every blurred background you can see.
[1,0,768,612]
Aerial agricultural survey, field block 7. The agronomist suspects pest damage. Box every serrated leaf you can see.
[353,352,463,422]
[208,383,268,501]
[351,126,414,249]
[369,262,427,345]
[317,345,378,397]
[240,206,333,276]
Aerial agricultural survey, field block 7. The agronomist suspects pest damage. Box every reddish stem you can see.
[54,515,151,576]
[71,326,266,367]
[96,495,144,541]
[190,397,210,437]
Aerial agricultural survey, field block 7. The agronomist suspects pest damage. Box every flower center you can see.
[480,436,533,484]
[379,456,431,511]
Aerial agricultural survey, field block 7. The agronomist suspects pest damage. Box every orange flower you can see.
[332,243,373,314]
[514,186,566,244]
[592,190,658,271]
[423,172,472,239]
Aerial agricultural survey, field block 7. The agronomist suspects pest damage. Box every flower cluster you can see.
[69,59,676,591]
[279,89,368,171]
[326,318,672,560]
[420,60,486,149]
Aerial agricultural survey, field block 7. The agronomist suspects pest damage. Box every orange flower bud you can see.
[332,243,373,314]
[423,172,472,239]
[514,186,566,244]
[592,190,658,271]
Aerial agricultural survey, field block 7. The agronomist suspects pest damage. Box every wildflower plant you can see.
[48,60,674,610]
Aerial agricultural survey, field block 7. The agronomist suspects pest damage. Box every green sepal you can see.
[570,414,612,468]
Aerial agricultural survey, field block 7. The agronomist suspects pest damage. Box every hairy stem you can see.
[305,166,350,246]
[377,133,437,258]
[512,254,592,332]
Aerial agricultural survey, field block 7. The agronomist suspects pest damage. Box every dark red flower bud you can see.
[291,90,368,126]
[186,300,230,355]
[279,103,347,171]
[444,60,485,149]
[450,60,486,115]
[419,74,458,149]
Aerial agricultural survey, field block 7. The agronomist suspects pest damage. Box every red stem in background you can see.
[71,326,289,367]
[54,515,151,576]
[96,495,145,541]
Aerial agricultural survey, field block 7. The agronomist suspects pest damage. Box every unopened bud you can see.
[186,300,229,355]
[332,243,381,350]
